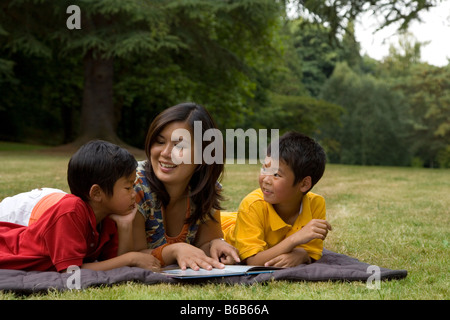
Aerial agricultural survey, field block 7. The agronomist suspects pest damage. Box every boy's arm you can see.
[297,194,329,261]
[80,251,160,271]
[246,233,302,266]
[264,248,311,267]
[108,205,138,256]
[246,219,331,266]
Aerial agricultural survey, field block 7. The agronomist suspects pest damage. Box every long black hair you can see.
[144,102,224,224]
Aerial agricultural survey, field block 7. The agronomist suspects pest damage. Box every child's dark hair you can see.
[67,140,138,202]
[268,131,326,192]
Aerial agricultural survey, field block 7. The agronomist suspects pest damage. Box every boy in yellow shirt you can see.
[222,131,332,267]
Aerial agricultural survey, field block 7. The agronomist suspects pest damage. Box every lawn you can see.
[0,142,448,300]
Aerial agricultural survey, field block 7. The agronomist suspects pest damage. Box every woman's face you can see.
[150,121,198,188]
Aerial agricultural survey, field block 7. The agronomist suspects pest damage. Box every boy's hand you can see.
[110,205,138,256]
[293,219,332,245]
[264,248,311,268]
[81,251,161,272]
[130,251,161,272]
[109,204,138,227]
[209,238,241,265]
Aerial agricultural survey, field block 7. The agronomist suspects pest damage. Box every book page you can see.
[161,265,279,278]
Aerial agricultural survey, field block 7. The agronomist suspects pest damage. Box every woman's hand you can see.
[166,242,226,271]
[209,238,241,265]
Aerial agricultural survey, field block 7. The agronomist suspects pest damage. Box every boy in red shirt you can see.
[0,140,160,272]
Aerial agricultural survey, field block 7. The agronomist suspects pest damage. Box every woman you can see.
[133,103,240,270]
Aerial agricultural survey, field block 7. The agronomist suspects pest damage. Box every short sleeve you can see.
[42,212,89,271]
[232,200,268,261]
[96,218,119,261]
[298,193,327,261]
[310,194,326,220]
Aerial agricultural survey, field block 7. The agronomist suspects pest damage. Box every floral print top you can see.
[134,161,201,249]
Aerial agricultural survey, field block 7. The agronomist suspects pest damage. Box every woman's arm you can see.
[194,210,240,264]
[160,211,239,270]
[194,210,225,254]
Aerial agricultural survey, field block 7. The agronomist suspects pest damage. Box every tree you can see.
[394,64,450,167]
[289,18,340,97]
[289,0,440,37]
[0,0,441,148]
[379,31,425,77]
[374,32,450,168]
[236,19,344,145]
[1,0,282,147]
[320,62,410,165]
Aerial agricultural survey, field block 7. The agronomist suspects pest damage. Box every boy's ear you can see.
[298,176,312,193]
[88,184,103,202]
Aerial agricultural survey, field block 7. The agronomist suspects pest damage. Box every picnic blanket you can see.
[0,249,407,293]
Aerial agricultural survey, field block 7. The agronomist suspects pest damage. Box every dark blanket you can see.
[0,250,407,293]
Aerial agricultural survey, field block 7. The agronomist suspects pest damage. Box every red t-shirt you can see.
[0,194,118,272]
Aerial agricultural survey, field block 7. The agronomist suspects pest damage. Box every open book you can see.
[161,265,282,279]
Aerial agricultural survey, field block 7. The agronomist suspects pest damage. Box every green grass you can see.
[0,142,449,300]
[0,141,49,152]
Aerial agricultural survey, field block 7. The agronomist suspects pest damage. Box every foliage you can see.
[377,31,425,78]
[317,28,450,168]
[392,64,450,168]
[0,0,447,168]
[320,62,410,166]
[252,93,343,139]
[368,31,450,168]
[288,19,340,97]
[291,0,441,36]
[236,18,346,148]
[0,0,283,146]
[0,51,83,145]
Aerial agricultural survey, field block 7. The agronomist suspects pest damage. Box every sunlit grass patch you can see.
[0,144,449,299]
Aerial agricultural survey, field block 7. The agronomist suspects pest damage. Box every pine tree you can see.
[1,0,281,147]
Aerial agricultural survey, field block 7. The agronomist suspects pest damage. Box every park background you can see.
[0,0,449,168]
[0,0,449,300]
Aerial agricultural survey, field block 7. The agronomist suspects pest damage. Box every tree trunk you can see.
[74,49,123,146]
[47,50,145,158]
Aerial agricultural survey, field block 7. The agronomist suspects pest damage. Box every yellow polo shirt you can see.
[222,188,326,262]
